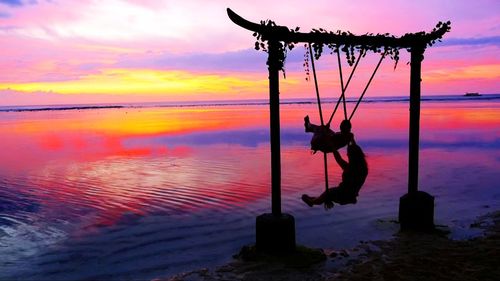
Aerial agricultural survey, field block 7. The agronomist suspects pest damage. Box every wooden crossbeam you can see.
[227,8,447,48]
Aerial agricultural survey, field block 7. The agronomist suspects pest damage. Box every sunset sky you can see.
[0,0,498,106]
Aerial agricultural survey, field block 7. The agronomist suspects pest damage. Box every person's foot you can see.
[301,194,314,207]
[304,115,311,132]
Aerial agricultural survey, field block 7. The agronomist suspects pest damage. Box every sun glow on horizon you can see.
[0,69,280,96]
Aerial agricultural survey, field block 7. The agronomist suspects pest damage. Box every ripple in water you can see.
[1,102,499,280]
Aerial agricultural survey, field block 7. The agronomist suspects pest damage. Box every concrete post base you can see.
[256,213,296,253]
[399,191,435,231]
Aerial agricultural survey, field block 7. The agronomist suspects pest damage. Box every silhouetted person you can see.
[304,115,353,154]
[302,142,368,209]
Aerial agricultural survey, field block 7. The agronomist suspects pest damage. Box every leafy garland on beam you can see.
[252,20,451,80]
[252,20,300,78]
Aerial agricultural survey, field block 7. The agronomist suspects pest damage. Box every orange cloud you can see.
[424,64,500,82]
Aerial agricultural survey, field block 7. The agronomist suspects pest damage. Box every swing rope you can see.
[337,50,347,119]
[326,49,365,126]
[308,43,329,192]
[336,50,348,121]
[307,45,386,196]
[308,43,325,126]
[349,51,387,121]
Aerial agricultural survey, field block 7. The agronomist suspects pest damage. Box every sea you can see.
[0,94,499,280]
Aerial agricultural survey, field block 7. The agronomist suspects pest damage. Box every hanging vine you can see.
[252,20,300,78]
[303,44,310,81]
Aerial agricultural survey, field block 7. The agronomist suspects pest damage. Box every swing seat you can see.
[327,187,358,205]
[337,197,357,205]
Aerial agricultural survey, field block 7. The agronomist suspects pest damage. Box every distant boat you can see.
[464,92,481,97]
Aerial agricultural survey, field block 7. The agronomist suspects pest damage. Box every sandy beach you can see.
[163,211,500,281]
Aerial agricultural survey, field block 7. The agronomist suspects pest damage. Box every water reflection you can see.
[0,101,499,280]
[1,103,499,221]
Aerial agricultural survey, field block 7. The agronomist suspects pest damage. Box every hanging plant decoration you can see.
[251,20,451,78]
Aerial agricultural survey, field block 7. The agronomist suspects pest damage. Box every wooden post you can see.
[399,44,435,231]
[268,40,282,215]
[255,40,295,253]
[408,45,424,194]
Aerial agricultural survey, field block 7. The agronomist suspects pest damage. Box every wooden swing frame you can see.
[227,8,450,242]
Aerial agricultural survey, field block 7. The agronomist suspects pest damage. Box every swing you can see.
[305,43,386,205]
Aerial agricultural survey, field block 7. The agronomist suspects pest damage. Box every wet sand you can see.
[162,211,500,281]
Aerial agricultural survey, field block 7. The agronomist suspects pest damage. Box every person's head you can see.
[340,119,352,133]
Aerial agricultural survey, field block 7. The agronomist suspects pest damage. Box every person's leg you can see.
[301,190,329,207]
[304,115,320,133]
[301,194,314,207]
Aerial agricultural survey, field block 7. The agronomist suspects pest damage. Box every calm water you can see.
[1,96,499,280]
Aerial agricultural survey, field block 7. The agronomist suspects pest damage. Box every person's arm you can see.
[333,150,348,170]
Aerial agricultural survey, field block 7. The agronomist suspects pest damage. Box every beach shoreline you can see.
[161,211,500,281]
